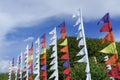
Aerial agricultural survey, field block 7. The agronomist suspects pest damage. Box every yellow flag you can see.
[59,38,67,46]
[40,48,46,54]
[100,42,117,54]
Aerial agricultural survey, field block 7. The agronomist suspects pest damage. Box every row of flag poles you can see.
[8,9,119,80]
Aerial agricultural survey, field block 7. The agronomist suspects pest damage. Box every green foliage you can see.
[1,37,120,80]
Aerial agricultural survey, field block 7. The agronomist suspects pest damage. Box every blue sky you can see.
[0,0,120,73]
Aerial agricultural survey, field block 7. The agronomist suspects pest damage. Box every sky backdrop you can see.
[0,0,120,73]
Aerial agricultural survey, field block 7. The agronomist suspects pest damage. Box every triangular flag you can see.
[63,67,70,75]
[50,35,56,41]
[63,60,70,68]
[97,13,110,24]
[50,58,56,65]
[105,54,118,66]
[60,26,66,33]
[64,75,71,80]
[53,46,56,52]
[100,22,112,32]
[85,63,90,73]
[77,30,83,40]
[101,32,114,44]
[60,46,68,53]
[74,18,81,26]
[49,71,57,79]
[29,55,33,61]
[49,27,56,35]
[61,33,66,39]
[50,63,57,70]
[78,38,84,47]
[41,54,46,59]
[49,39,56,46]
[61,53,69,60]
[86,73,91,80]
[77,55,87,63]
[41,59,46,65]
[59,38,68,46]
[28,60,33,64]
[50,52,56,58]
[40,71,47,77]
[41,65,46,70]
[100,42,117,54]
[108,65,120,79]
[76,47,85,56]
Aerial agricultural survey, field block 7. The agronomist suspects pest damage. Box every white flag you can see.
[50,35,56,41]
[49,27,56,35]
[76,47,85,56]
[77,30,83,40]
[50,51,56,58]
[86,73,91,80]
[74,18,81,26]
[77,55,87,63]
[78,38,84,47]
[49,39,56,46]
[50,58,57,65]
[85,63,90,73]
[50,63,57,70]
[49,70,58,79]
[53,45,56,52]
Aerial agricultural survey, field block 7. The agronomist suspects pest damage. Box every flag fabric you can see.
[74,18,81,26]
[61,33,66,39]
[60,46,68,53]
[100,42,117,54]
[100,22,112,32]
[50,51,56,58]
[49,27,56,35]
[40,71,47,77]
[108,65,120,79]
[41,54,46,59]
[77,55,87,63]
[59,38,68,46]
[101,31,114,44]
[105,54,118,66]
[61,53,69,60]
[41,65,46,70]
[77,30,83,40]
[76,47,85,56]
[58,21,65,28]
[49,70,58,79]
[41,59,46,65]
[64,75,71,80]
[97,13,110,25]
[78,38,84,47]
[63,67,70,74]
[50,58,56,65]
[60,26,66,33]
[63,60,70,68]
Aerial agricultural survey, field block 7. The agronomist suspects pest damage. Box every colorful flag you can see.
[77,55,87,63]
[61,33,66,39]
[100,22,112,32]
[58,21,65,28]
[105,54,118,66]
[63,60,70,68]
[41,59,46,65]
[60,46,68,53]
[100,42,117,54]
[97,13,110,25]
[63,67,70,74]
[101,31,114,44]
[40,71,47,77]
[59,38,68,46]
[61,53,69,60]
[60,26,66,33]
[41,65,46,70]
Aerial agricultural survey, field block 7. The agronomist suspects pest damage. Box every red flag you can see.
[40,71,47,77]
[61,53,69,60]
[100,21,112,32]
[29,64,33,70]
[43,77,47,80]
[41,59,46,65]
[41,54,46,59]
[29,75,33,80]
[61,26,66,33]
[41,38,46,44]
[42,43,46,48]
[63,67,70,75]
[105,54,118,66]
[101,31,115,44]
[64,75,71,80]
[108,65,120,79]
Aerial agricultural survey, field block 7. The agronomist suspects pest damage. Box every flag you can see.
[105,54,118,66]
[59,38,68,46]
[101,31,114,44]
[50,52,56,58]
[49,39,56,46]
[50,58,56,65]
[60,26,66,33]
[63,60,70,68]
[60,46,68,53]
[64,75,71,80]
[40,71,47,77]
[104,56,109,61]
[41,65,46,70]
[61,33,66,39]
[50,64,57,70]
[58,21,65,28]
[76,47,85,56]
[78,38,84,47]
[77,30,83,40]
[86,73,91,80]
[63,67,70,75]
[108,65,120,79]
[97,13,110,25]
[49,70,58,79]
[61,53,69,60]
[100,42,117,54]
[29,42,33,51]
[74,18,81,26]
[49,27,56,35]
[41,59,46,65]
[41,54,46,59]
[77,55,87,63]
[41,38,46,44]
[100,22,112,32]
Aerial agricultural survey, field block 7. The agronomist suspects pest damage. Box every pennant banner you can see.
[63,67,70,75]
[76,47,85,56]
[59,38,68,46]
[61,53,69,60]
[60,46,68,53]
[63,60,70,68]
[100,42,117,54]
[77,55,87,63]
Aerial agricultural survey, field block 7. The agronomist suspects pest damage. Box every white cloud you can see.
[24,37,34,42]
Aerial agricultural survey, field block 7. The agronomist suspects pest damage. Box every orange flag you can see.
[28,60,33,64]
[60,46,68,53]
[41,54,46,59]
[42,43,46,48]
[41,59,46,65]
[105,54,118,66]
[101,32,115,44]
[61,33,66,39]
